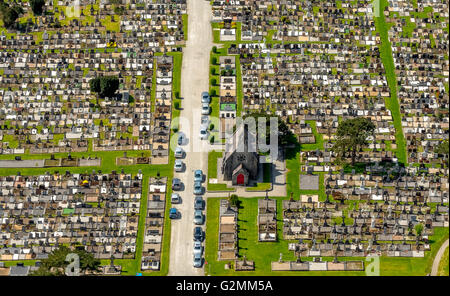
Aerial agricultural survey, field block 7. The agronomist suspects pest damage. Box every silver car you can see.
[193,241,203,256]
[199,127,208,140]
[174,146,184,158]
[174,159,184,172]
[194,210,205,225]
[201,103,210,115]
[193,252,202,268]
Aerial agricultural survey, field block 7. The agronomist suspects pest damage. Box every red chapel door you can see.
[237,174,245,185]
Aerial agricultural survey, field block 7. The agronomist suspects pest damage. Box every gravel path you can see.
[431,238,449,276]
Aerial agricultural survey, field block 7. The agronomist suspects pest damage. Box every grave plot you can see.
[141,177,167,271]
[0,171,143,261]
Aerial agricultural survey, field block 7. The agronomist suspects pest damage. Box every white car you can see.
[193,241,203,256]
[201,103,210,115]
[174,146,184,158]
[199,127,208,140]
[174,159,184,172]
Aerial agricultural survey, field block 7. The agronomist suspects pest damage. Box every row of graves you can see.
[151,55,174,163]
[0,170,143,263]
[0,154,101,168]
[386,0,449,165]
[216,1,400,162]
[0,0,186,155]
[141,177,167,271]
[212,0,380,43]
[217,199,238,262]
[219,56,238,119]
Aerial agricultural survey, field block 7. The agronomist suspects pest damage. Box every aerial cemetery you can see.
[0,0,186,156]
[207,0,449,275]
[0,0,187,275]
[0,170,143,262]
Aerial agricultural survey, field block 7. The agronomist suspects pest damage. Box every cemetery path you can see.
[431,239,449,276]
[168,0,213,276]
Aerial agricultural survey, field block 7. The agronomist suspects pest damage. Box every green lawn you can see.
[438,246,449,276]
[374,0,407,165]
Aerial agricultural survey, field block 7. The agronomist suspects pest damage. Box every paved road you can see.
[168,0,213,276]
[431,238,449,276]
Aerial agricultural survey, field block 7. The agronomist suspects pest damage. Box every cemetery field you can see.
[205,197,449,276]
[438,246,449,276]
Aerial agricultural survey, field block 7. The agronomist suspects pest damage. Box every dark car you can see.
[172,178,182,191]
[169,208,179,219]
[194,196,204,210]
[193,226,204,242]
[177,134,184,145]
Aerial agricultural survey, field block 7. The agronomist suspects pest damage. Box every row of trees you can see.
[0,0,45,28]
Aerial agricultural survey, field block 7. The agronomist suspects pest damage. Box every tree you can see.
[99,76,119,98]
[242,112,298,147]
[415,223,424,237]
[30,246,101,276]
[0,3,23,28]
[212,46,217,53]
[228,194,239,207]
[89,76,119,98]
[30,0,45,15]
[332,117,375,166]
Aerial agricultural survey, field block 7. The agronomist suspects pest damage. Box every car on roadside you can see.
[172,178,182,191]
[194,169,203,183]
[171,193,181,204]
[201,103,210,115]
[193,252,203,268]
[169,208,179,219]
[194,196,204,210]
[193,226,204,242]
[201,116,210,127]
[174,159,184,172]
[193,182,203,195]
[194,210,205,225]
[174,146,185,158]
[193,241,203,256]
[177,133,185,145]
[201,91,211,104]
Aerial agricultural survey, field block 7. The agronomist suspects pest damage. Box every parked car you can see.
[194,169,203,183]
[193,252,202,268]
[201,116,210,127]
[174,147,185,158]
[193,182,203,195]
[174,159,184,172]
[177,133,185,145]
[199,127,208,140]
[194,210,205,225]
[194,196,204,210]
[193,226,204,242]
[201,91,210,104]
[172,178,182,191]
[193,241,203,256]
[169,208,179,219]
[171,193,181,204]
[201,103,210,115]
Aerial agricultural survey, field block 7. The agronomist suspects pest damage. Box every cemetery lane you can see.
[168,0,213,276]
